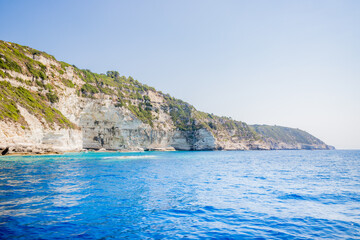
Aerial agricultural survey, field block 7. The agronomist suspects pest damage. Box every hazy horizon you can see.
[1,0,359,149]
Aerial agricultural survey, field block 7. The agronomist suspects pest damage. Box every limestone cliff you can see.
[0,40,333,154]
[250,125,334,150]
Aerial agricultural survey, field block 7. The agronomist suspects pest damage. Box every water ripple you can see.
[0,150,359,239]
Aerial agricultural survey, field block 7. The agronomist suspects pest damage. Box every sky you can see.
[1,0,359,149]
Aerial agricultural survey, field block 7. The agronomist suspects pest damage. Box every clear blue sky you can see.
[1,0,359,149]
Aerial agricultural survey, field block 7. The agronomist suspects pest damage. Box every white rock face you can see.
[33,54,58,67]
[55,88,83,125]
[78,99,183,150]
[193,129,216,150]
[0,52,261,152]
[0,45,331,153]
[0,106,82,153]
[170,131,192,150]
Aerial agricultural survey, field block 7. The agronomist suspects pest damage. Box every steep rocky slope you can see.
[251,125,333,150]
[0,40,333,154]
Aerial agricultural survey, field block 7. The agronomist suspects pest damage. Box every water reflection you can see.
[47,160,89,208]
[0,151,359,239]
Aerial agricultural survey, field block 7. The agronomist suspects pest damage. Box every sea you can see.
[0,150,359,239]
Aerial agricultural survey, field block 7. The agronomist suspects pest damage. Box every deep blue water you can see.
[0,150,359,239]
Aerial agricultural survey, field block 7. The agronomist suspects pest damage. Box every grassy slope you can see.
[51,44,258,140]
[250,124,325,145]
[0,81,74,129]
[2,40,326,147]
[0,41,75,128]
[76,68,259,140]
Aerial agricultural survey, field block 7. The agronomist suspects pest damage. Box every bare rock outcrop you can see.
[0,40,333,153]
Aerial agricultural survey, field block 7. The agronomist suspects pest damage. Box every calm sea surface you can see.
[0,150,359,239]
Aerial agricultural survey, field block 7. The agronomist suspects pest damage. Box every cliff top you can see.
[0,40,331,149]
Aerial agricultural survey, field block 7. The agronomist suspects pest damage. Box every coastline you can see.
[0,146,177,157]
[0,147,337,157]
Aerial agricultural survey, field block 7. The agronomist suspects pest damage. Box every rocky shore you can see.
[0,40,333,154]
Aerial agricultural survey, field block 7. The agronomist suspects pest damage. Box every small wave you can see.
[278,194,306,200]
[102,155,156,160]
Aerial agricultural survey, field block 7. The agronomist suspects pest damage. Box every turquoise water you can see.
[0,150,359,239]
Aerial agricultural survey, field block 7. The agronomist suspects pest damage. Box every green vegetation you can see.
[26,61,47,80]
[0,69,10,78]
[0,41,271,141]
[81,83,99,96]
[28,48,56,61]
[250,125,323,145]
[45,83,53,91]
[59,61,71,70]
[35,80,45,89]
[0,81,74,128]
[127,102,153,127]
[72,69,158,125]
[164,95,197,131]
[46,92,59,103]
[72,66,258,135]
[62,78,75,88]
[192,110,259,140]
[0,54,22,73]
[0,40,48,79]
